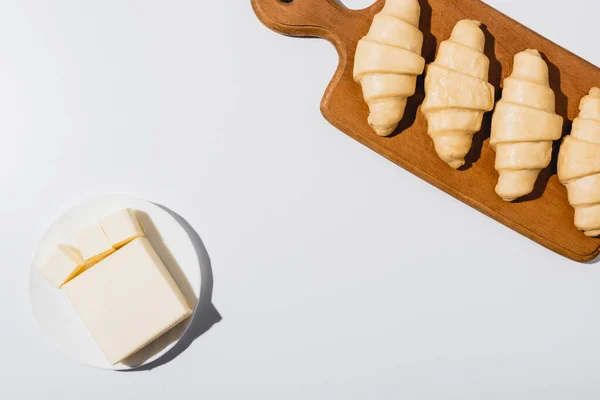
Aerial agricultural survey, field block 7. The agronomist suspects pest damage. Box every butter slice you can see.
[75,223,114,264]
[62,237,192,365]
[38,245,87,287]
[100,208,145,249]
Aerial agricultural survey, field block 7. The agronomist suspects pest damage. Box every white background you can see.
[2,0,600,398]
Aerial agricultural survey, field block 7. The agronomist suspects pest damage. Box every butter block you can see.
[75,223,114,264]
[62,237,192,365]
[38,245,87,287]
[100,208,145,249]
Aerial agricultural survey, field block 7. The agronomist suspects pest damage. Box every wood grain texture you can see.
[251,0,600,262]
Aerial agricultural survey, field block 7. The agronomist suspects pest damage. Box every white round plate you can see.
[29,195,201,370]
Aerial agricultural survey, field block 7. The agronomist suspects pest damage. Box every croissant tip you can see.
[495,187,520,202]
[374,128,395,137]
[464,19,481,27]
[496,185,526,202]
[522,49,541,57]
[584,230,600,237]
[447,159,465,169]
[589,87,600,96]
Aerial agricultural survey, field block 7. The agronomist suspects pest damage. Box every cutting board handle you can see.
[251,0,382,52]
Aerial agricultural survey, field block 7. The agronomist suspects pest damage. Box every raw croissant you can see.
[353,0,425,136]
[558,88,600,237]
[490,49,563,201]
[421,19,495,169]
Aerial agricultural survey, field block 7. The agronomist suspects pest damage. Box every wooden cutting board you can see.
[251,0,600,262]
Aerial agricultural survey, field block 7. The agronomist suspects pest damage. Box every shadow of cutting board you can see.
[251,0,600,262]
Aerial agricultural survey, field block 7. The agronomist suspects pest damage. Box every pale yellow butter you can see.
[38,245,87,287]
[100,208,145,249]
[62,237,192,365]
[75,223,114,264]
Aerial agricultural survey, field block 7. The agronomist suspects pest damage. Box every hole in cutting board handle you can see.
[279,0,294,3]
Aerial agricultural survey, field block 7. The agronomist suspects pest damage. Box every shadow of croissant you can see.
[122,205,222,371]
[461,23,502,171]
[389,0,436,138]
